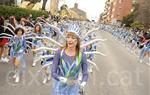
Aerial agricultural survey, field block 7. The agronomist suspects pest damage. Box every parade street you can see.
[0,30,149,95]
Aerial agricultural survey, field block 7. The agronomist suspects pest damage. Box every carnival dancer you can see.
[39,39,55,84]
[32,23,45,67]
[9,27,27,83]
[0,16,9,62]
[32,37,57,84]
[2,16,17,62]
[51,24,88,95]
[84,34,96,73]
[139,32,150,63]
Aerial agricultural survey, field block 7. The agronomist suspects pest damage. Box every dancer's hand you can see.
[58,77,67,83]
[32,49,35,52]
[80,82,86,88]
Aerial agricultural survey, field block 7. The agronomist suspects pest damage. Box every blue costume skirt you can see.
[52,79,80,95]
[10,51,26,73]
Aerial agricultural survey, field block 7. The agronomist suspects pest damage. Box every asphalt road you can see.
[0,30,149,95]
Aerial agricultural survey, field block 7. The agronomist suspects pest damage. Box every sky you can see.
[17,0,106,20]
[59,0,106,20]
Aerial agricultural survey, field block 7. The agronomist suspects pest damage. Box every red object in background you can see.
[0,38,9,46]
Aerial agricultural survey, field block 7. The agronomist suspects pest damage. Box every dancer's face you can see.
[66,32,78,48]
[17,29,23,37]
[35,25,40,33]
[21,21,25,26]
[14,18,17,24]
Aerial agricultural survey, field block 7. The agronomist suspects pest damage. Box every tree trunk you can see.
[42,0,47,10]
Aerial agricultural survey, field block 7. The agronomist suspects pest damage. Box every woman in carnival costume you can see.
[1,16,17,62]
[40,40,55,84]
[84,34,96,73]
[28,22,55,83]
[0,16,9,62]
[32,23,45,67]
[139,32,150,63]
[9,27,27,83]
[51,24,88,95]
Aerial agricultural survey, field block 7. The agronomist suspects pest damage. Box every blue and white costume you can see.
[9,35,27,82]
[52,49,88,95]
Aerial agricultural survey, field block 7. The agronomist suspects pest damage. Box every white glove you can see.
[18,49,24,53]
[58,77,67,83]
[80,82,86,88]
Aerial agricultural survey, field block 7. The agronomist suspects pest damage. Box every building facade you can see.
[70,3,87,20]
[100,0,133,23]
[135,0,150,28]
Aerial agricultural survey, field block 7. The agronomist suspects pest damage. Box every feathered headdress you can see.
[67,24,81,38]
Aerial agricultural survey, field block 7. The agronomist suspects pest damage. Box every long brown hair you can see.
[0,16,4,26]
[0,16,4,42]
[9,16,16,28]
[62,32,80,56]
